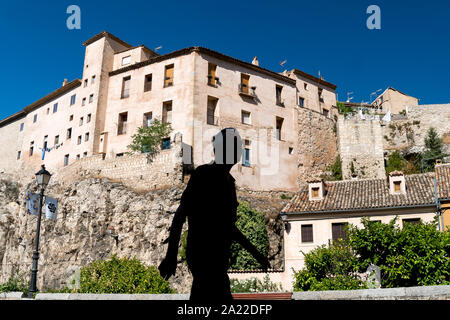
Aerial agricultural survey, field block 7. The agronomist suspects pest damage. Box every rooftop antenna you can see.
[154,46,163,52]
[346,92,354,103]
[369,88,382,104]
[279,60,287,67]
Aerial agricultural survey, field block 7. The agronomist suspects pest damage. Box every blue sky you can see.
[0,0,449,120]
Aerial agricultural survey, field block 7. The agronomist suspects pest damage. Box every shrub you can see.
[0,273,28,294]
[79,255,175,294]
[127,119,172,154]
[230,275,283,293]
[230,202,269,270]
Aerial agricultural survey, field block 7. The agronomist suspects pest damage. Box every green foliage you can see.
[350,161,356,175]
[230,275,283,293]
[230,202,269,270]
[127,119,172,154]
[0,273,28,294]
[385,151,420,175]
[337,102,354,116]
[330,156,343,181]
[399,109,407,116]
[79,255,175,294]
[421,127,446,172]
[293,242,366,291]
[347,218,450,288]
[179,230,188,263]
[294,218,450,291]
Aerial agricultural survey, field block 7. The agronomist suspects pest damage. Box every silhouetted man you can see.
[158,128,270,301]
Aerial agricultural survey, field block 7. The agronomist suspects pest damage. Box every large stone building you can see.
[0,31,337,192]
[371,87,419,114]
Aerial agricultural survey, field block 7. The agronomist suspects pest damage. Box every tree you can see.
[127,119,172,154]
[293,218,450,291]
[229,202,269,270]
[421,127,445,172]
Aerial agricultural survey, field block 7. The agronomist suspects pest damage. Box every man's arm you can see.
[232,226,270,270]
[158,204,186,279]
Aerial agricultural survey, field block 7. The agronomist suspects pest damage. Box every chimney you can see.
[62,78,68,86]
[307,178,326,201]
[252,56,259,66]
[388,171,406,195]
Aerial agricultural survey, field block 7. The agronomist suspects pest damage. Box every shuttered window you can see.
[164,64,174,87]
[301,225,313,243]
[208,63,217,85]
[144,74,152,92]
[332,223,347,242]
[121,76,131,99]
[163,101,172,124]
[240,74,250,93]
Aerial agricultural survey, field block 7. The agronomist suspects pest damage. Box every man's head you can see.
[212,128,242,167]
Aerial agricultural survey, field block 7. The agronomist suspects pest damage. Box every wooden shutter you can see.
[241,74,249,93]
[301,225,313,243]
[332,223,347,242]
[165,65,174,87]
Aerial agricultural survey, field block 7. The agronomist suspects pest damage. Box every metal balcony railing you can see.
[238,84,256,98]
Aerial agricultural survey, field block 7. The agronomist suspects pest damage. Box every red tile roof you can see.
[282,173,437,214]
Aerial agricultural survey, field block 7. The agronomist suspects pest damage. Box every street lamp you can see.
[28,165,51,298]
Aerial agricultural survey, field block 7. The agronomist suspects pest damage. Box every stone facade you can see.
[337,115,386,180]
[372,87,419,114]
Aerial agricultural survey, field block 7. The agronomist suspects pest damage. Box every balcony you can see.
[238,84,256,99]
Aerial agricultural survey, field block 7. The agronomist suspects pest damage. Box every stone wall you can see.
[296,108,338,186]
[54,134,184,192]
[337,115,386,180]
[383,104,450,155]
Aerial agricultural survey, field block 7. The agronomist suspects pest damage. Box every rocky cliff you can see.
[0,175,285,293]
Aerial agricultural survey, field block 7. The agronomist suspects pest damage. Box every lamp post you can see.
[28,165,51,298]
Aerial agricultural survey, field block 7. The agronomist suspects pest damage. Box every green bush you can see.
[230,275,283,293]
[230,201,269,270]
[293,242,366,291]
[421,127,446,172]
[0,273,29,294]
[127,119,172,154]
[79,255,175,294]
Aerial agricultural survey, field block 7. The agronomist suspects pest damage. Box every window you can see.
[276,117,283,140]
[276,85,283,106]
[122,56,131,66]
[33,114,37,123]
[118,112,128,135]
[54,135,59,145]
[162,101,172,124]
[43,136,48,151]
[116,153,124,158]
[77,136,82,145]
[69,115,73,121]
[89,94,94,103]
[289,147,294,155]
[304,83,308,90]
[87,114,91,123]
[207,63,217,86]
[240,74,250,94]
[91,75,96,85]
[144,74,152,92]
[79,117,84,126]
[20,123,24,132]
[299,97,305,108]
[207,97,218,125]
[394,181,401,192]
[76,154,80,161]
[84,79,88,87]
[161,138,171,150]
[318,88,324,103]
[241,111,251,125]
[53,103,58,113]
[121,76,131,99]
[82,97,86,106]
[311,187,319,198]
[332,223,347,242]
[164,64,174,87]
[67,128,72,139]
[301,225,313,243]
[46,108,50,115]
[323,109,329,117]
[403,218,420,226]
[143,112,153,128]
[85,132,90,142]
[17,151,21,160]
[83,152,88,158]
[64,154,70,166]
[242,140,251,167]
[70,94,76,105]
[29,141,34,156]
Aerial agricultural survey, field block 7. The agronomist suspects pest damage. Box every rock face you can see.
[0,176,284,293]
